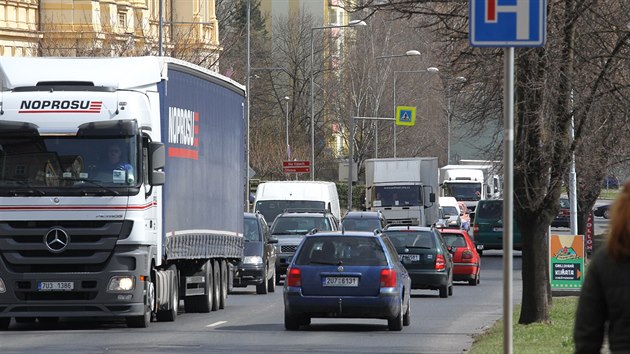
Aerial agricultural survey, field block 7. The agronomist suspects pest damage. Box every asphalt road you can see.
[2,202,610,354]
[0,253,522,354]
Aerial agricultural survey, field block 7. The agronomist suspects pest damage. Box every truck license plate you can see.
[38,281,74,291]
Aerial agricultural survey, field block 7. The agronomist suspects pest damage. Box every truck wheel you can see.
[127,274,152,328]
[156,267,178,322]
[219,260,228,310]
[211,260,221,311]
[0,318,10,330]
[256,269,269,294]
[184,261,213,313]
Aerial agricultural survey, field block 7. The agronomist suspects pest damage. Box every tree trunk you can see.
[518,218,551,323]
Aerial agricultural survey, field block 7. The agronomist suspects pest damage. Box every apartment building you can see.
[0,0,219,66]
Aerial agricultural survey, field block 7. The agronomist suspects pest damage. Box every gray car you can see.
[269,209,339,283]
[232,212,278,294]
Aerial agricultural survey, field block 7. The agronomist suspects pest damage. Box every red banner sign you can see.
[283,161,310,174]
[283,161,310,167]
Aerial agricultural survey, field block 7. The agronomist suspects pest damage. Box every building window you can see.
[119,12,127,29]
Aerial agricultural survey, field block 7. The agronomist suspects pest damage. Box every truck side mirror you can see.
[149,141,165,186]
[429,192,435,203]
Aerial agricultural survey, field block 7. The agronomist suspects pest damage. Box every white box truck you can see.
[0,57,245,329]
[253,181,341,224]
[364,158,439,226]
[439,162,502,212]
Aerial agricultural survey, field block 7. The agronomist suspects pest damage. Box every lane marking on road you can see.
[206,321,227,328]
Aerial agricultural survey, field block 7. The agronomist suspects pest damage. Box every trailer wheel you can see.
[0,318,10,330]
[184,261,213,313]
[211,260,221,311]
[156,267,179,321]
[219,260,228,309]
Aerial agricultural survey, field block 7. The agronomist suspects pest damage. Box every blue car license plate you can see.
[323,276,358,287]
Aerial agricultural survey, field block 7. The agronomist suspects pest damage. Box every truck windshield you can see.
[442,182,482,201]
[373,186,422,207]
[255,200,325,225]
[0,135,139,195]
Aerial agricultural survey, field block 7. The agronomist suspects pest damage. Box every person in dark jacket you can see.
[574,181,630,353]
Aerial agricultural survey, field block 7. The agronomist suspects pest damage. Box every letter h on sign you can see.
[470,0,546,48]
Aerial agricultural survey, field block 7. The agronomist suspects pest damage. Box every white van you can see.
[438,196,463,229]
[253,181,341,224]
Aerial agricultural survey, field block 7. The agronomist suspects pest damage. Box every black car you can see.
[593,204,611,219]
[233,212,278,294]
[383,225,454,298]
[341,210,388,232]
[270,209,339,282]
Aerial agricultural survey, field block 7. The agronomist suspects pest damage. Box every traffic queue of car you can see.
[233,188,484,331]
[240,179,611,330]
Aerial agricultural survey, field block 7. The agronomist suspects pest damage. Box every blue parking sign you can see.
[470,0,546,47]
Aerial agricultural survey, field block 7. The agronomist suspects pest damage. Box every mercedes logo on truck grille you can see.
[44,228,70,253]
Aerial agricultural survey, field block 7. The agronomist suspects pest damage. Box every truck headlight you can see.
[108,276,135,292]
[242,256,263,265]
[0,277,5,293]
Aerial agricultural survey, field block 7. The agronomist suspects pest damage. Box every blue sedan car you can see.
[283,231,411,331]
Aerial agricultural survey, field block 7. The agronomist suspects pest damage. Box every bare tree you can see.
[349,0,630,324]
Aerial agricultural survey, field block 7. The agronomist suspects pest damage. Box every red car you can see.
[437,228,481,286]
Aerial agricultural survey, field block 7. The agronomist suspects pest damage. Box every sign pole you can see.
[347,116,355,211]
[503,47,514,354]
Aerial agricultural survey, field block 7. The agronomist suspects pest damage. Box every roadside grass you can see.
[599,188,619,200]
[469,296,578,353]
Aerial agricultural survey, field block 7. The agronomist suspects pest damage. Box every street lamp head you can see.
[405,50,421,56]
[454,76,467,83]
[284,96,290,101]
[348,20,367,27]
[427,67,440,73]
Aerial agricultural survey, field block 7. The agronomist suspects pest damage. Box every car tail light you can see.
[472,224,479,238]
[286,267,301,287]
[435,254,446,271]
[462,250,474,262]
[380,269,397,288]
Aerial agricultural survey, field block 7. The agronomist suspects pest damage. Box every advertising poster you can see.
[550,234,584,289]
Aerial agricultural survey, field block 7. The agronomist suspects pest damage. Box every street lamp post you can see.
[392,67,439,157]
[444,76,466,164]
[310,19,366,181]
[284,96,290,160]
[374,50,422,158]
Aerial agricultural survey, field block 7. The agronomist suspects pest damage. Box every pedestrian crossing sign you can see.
[396,106,416,126]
